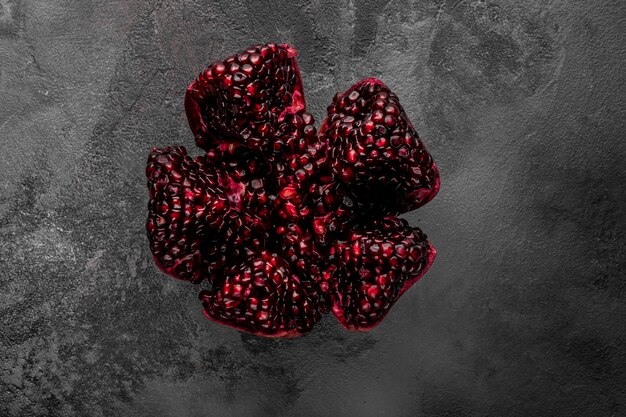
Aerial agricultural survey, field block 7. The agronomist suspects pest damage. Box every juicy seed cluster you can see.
[329,218,432,329]
[200,251,320,337]
[325,79,439,215]
[147,43,440,337]
[146,146,228,282]
[186,43,304,152]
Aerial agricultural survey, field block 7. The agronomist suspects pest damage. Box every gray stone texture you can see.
[1,0,625,416]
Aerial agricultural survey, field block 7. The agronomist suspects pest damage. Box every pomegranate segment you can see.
[200,251,321,337]
[200,143,272,225]
[270,111,330,225]
[146,146,228,282]
[148,43,440,337]
[308,177,357,247]
[185,43,306,153]
[274,222,328,311]
[328,217,436,331]
[321,78,440,215]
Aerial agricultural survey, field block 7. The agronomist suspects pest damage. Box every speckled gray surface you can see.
[1,0,625,416]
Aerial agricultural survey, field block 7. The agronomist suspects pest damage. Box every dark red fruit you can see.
[146,146,228,282]
[328,217,436,330]
[274,222,328,311]
[309,175,356,247]
[270,112,322,180]
[199,251,321,337]
[185,43,306,153]
[201,142,272,233]
[147,43,440,337]
[269,111,330,227]
[321,78,440,215]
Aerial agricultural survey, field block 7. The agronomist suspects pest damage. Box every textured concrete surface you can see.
[1,0,625,416]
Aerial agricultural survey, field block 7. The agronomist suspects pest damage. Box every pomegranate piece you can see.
[147,43,441,337]
[308,176,357,247]
[328,217,436,330]
[321,78,440,215]
[274,222,329,312]
[201,143,273,227]
[146,146,228,282]
[270,111,321,169]
[185,43,306,153]
[200,251,321,337]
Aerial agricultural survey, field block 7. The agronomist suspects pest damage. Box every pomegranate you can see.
[322,78,440,215]
[199,250,321,337]
[146,43,439,337]
[185,43,306,153]
[146,146,228,283]
[328,217,436,330]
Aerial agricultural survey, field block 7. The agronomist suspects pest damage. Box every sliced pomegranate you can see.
[199,250,321,337]
[185,43,306,153]
[321,78,440,215]
[328,217,436,331]
[147,44,441,337]
[146,146,228,282]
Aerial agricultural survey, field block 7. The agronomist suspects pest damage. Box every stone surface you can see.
[1,0,625,416]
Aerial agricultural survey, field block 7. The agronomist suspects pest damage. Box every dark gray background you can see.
[1,0,625,416]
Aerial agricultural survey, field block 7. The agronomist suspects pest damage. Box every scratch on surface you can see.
[536,27,569,96]
[0,114,16,133]
[380,0,396,14]
[422,0,450,70]
[435,0,447,22]
[146,0,167,21]
[450,0,468,12]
